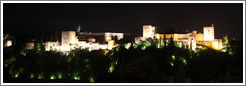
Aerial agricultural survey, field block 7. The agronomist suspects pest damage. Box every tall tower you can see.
[61,31,77,46]
[143,25,155,39]
[203,23,214,41]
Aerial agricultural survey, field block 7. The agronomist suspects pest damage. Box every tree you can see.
[223,35,229,46]
[169,35,174,47]
[114,36,118,43]
[164,31,167,47]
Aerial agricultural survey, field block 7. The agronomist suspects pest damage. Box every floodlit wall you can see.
[98,44,108,50]
[214,39,222,50]
[45,41,60,51]
[108,40,115,50]
[154,34,164,40]
[104,32,124,42]
[62,31,77,46]
[28,30,123,52]
[203,26,214,41]
[138,25,222,50]
[195,34,204,41]
[165,34,174,39]
[174,34,189,40]
[188,36,196,50]
[143,25,155,38]
[196,39,222,50]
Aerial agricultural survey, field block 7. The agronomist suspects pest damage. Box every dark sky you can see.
[4,3,243,39]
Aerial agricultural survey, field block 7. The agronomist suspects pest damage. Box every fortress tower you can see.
[143,25,155,39]
[61,31,77,46]
[203,23,214,41]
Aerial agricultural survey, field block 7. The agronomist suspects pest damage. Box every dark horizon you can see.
[3,3,243,40]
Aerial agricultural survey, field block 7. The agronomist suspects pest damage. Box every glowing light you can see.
[213,41,219,50]
[124,43,131,49]
[59,46,70,51]
[71,38,77,44]
[221,49,227,52]
[30,74,34,78]
[141,41,151,50]
[73,76,80,80]
[182,59,187,65]
[57,73,63,79]
[196,45,207,50]
[89,47,92,51]
[203,26,214,41]
[157,43,161,48]
[141,46,147,50]
[38,74,44,79]
[50,74,56,80]
[108,40,114,50]
[171,55,176,60]
[143,25,155,38]
[6,40,12,47]
[170,62,174,66]
[89,76,94,83]
[103,50,109,55]
[109,65,115,73]
[174,42,182,48]
[72,72,80,80]
[14,72,19,78]
[228,49,233,55]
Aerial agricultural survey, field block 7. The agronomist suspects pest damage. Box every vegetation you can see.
[3,34,243,83]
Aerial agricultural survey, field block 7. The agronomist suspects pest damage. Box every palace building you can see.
[25,24,222,52]
[135,24,222,50]
[26,26,124,51]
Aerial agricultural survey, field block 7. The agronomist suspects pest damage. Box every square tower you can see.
[61,31,76,46]
[143,25,155,39]
[203,26,214,41]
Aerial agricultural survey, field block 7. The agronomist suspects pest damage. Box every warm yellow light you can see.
[203,26,214,41]
[70,38,76,44]
[59,46,70,51]
[108,40,114,50]
[213,41,219,50]
[7,40,12,47]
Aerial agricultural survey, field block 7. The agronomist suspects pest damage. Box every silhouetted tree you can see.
[169,35,174,48]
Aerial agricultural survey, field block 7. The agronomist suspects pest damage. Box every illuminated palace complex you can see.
[26,26,124,51]
[24,24,222,51]
[135,24,222,50]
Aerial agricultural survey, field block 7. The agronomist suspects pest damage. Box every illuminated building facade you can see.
[77,32,124,43]
[41,31,120,51]
[136,24,222,50]
[26,24,124,52]
[203,24,215,41]
[143,25,155,38]
[26,25,124,52]
[25,24,222,51]
[62,31,78,46]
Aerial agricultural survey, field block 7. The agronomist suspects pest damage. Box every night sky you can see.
[4,3,243,39]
